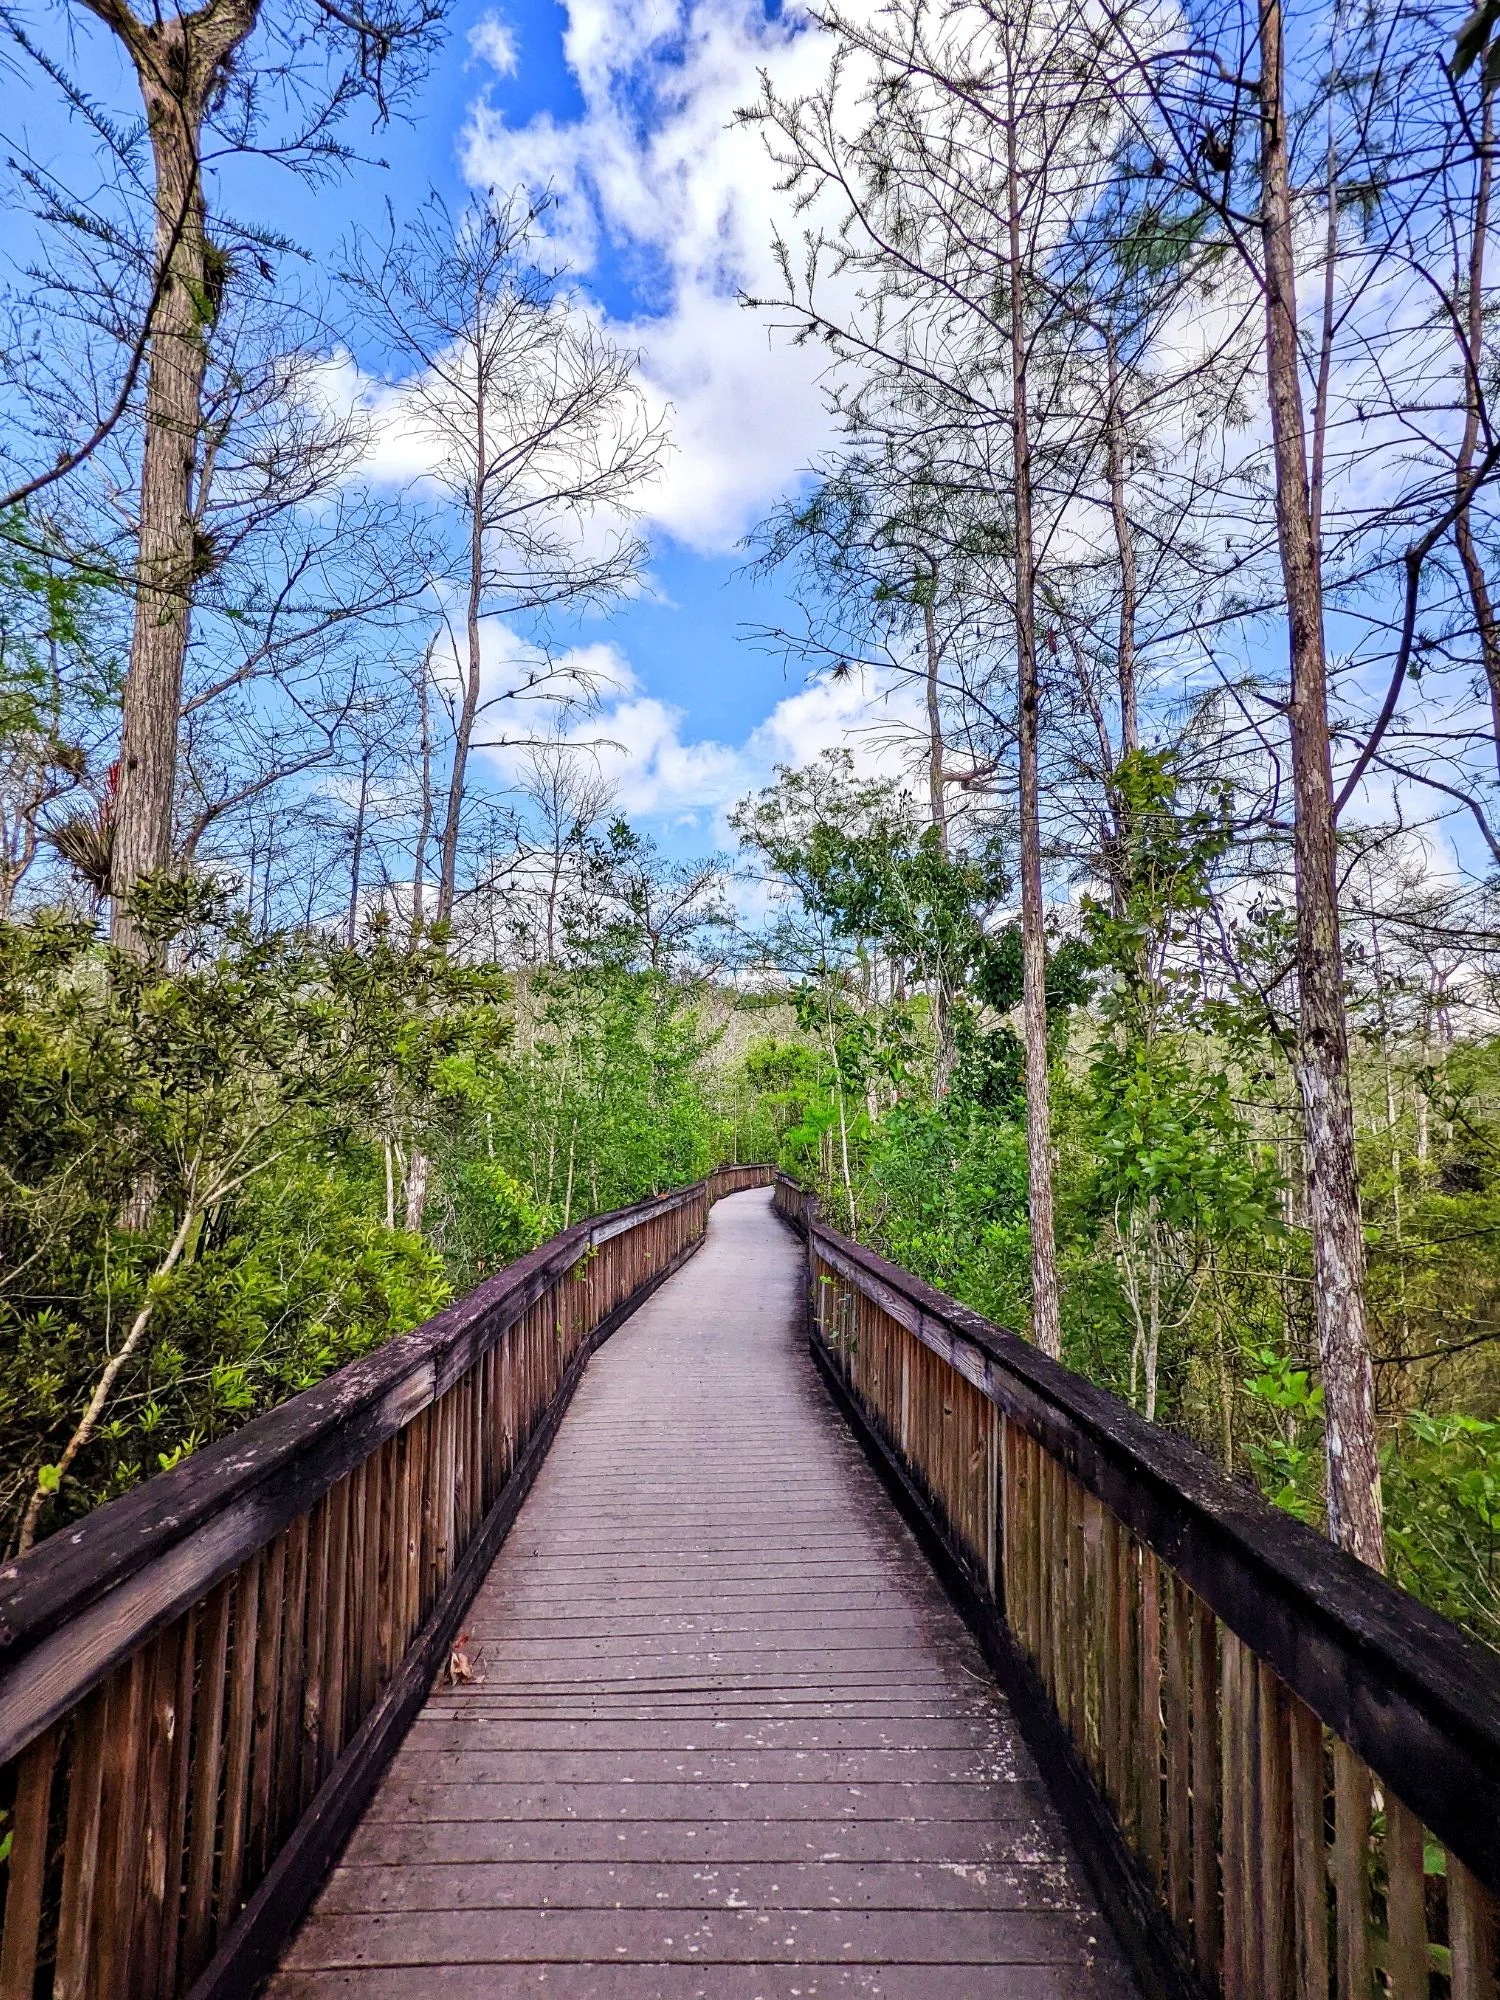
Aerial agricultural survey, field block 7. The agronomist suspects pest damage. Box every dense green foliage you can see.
[0,852,738,1550]
[735,753,1500,1647]
[6,742,1499,1651]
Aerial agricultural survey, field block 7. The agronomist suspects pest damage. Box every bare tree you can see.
[746,0,1123,1358]
[513,736,616,964]
[745,447,1010,845]
[1249,0,1387,1564]
[343,194,668,924]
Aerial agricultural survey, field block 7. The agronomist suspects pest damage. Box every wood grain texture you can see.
[1383,1795,1427,2000]
[266,1191,1134,2000]
[782,1195,1500,1900]
[1287,1693,1327,2000]
[0,1179,764,1770]
[1331,1739,1371,2000]
[0,1725,56,2000]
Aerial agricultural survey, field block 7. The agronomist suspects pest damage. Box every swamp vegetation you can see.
[1,0,1500,1669]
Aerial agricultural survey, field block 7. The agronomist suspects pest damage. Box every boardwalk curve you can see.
[267,1188,1134,1998]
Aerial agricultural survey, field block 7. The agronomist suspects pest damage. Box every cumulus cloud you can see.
[468,11,520,75]
[749,667,929,775]
[477,639,930,826]
[461,0,844,553]
[428,617,633,739]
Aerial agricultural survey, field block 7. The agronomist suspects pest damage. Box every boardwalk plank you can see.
[313,1859,1081,1913]
[279,1905,1104,1965]
[269,1966,1115,1998]
[267,1190,1134,2000]
[378,1749,1025,1781]
[337,1817,1105,1867]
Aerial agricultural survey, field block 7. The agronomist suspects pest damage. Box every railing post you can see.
[772,1177,1500,2000]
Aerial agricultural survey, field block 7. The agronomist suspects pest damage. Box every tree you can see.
[18,252,431,936]
[0,520,117,915]
[4,0,449,955]
[0,881,499,1551]
[746,446,1009,850]
[343,195,667,923]
[1077,752,1282,1422]
[510,736,615,964]
[735,751,1022,1111]
[1252,0,1385,1563]
[573,821,737,982]
[1094,0,1490,1565]
[746,446,1018,1093]
[746,0,1122,1356]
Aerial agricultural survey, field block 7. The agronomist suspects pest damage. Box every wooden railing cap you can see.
[776,1174,1500,1883]
[0,1180,732,1664]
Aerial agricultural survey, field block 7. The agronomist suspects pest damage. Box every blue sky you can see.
[6,0,1490,887]
[321,0,877,849]
[340,0,935,850]
[374,0,919,845]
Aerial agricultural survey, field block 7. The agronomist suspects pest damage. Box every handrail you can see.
[0,1161,773,2000]
[773,1173,1500,2000]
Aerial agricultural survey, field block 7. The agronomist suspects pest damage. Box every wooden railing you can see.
[773,1175,1500,2000]
[0,1163,773,2000]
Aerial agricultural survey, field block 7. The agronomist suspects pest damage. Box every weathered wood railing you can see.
[0,1163,772,2000]
[773,1174,1500,2000]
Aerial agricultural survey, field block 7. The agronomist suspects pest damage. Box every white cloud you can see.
[749,667,928,776]
[427,617,634,737]
[576,695,746,815]
[461,0,846,553]
[627,294,832,552]
[468,11,520,75]
[477,645,930,823]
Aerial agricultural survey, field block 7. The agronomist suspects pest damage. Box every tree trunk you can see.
[923,587,957,1099]
[436,396,488,925]
[1104,335,1139,759]
[923,592,948,849]
[1453,89,1500,778]
[102,0,261,956]
[346,752,370,947]
[1005,42,1062,1362]
[826,1003,857,1234]
[412,649,433,938]
[1259,0,1384,1568]
[545,852,563,962]
[404,1144,430,1232]
[1103,333,1140,919]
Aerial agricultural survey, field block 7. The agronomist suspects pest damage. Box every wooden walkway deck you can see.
[266,1188,1135,1999]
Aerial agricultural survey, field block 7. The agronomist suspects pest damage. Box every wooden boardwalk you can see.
[267,1188,1134,1999]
